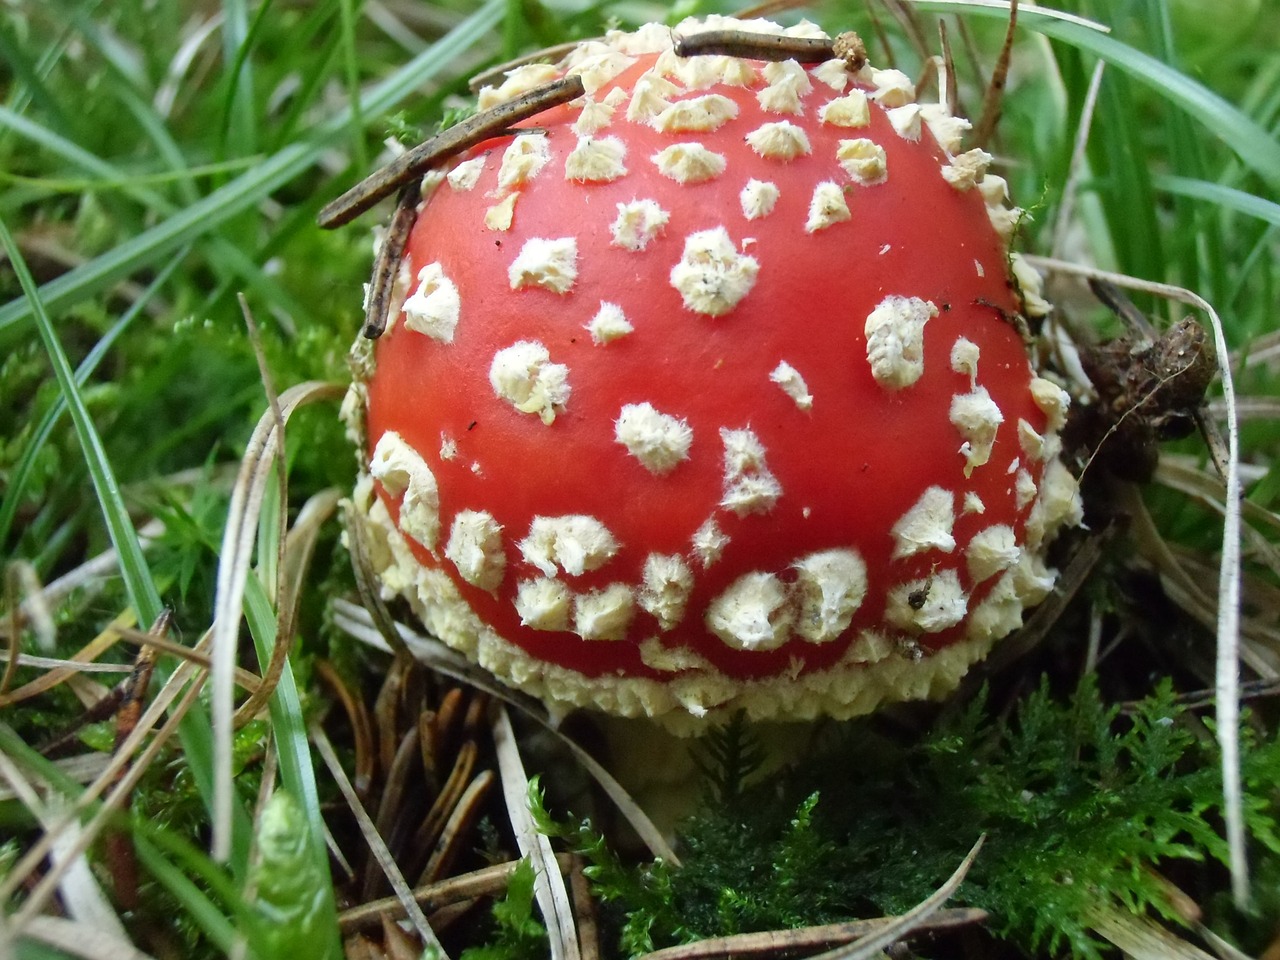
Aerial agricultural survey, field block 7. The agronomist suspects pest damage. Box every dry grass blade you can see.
[901,0,1109,32]
[1238,329,1280,370]
[8,519,165,634]
[210,379,343,861]
[0,654,133,675]
[865,1,896,67]
[1154,460,1280,571]
[110,624,262,694]
[809,835,985,960]
[638,909,989,960]
[492,705,581,960]
[0,612,133,708]
[20,915,158,960]
[1197,922,1260,960]
[332,599,679,863]
[234,486,343,726]
[728,0,809,20]
[0,749,125,941]
[9,561,54,651]
[339,854,574,934]
[878,0,931,61]
[1215,397,1280,423]
[1026,254,1247,904]
[1088,904,1219,960]
[311,723,449,958]
[3,659,207,932]
[1050,59,1106,261]
[0,754,110,801]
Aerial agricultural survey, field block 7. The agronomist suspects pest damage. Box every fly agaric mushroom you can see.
[340,15,1083,728]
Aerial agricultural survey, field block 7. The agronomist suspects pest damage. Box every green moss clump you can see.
[557,678,1280,959]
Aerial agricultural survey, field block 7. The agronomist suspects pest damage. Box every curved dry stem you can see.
[1025,255,1248,905]
[313,660,377,797]
[492,705,581,960]
[232,486,343,727]
[210,379,343,862]
[808,835,985,960]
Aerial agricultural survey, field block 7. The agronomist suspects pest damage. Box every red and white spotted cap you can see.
[344,15,1083,729]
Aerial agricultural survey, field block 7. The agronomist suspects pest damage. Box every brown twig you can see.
[363,181,421,339]
[637,909,989,960]
[673,30,834,62]
[317,76,585,228]
[973,0,1018,148]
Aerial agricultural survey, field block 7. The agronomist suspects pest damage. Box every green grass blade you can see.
[338,0,368,173]
[0,252,186,549]
[133,838,239,952]
[0,22,73,132]
[0,724,239,952]
[0,104,306,325]
[908,1,1280,186]
[1154,174,1280,227]
[219,0,262,158]
[1092,71,1164,282]
[0,0,505,341]
[0,215,163,626]
[0,218,254,869]
[243,572,343,952]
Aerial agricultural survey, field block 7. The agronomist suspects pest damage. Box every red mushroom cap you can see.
[346,16,1082,727]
